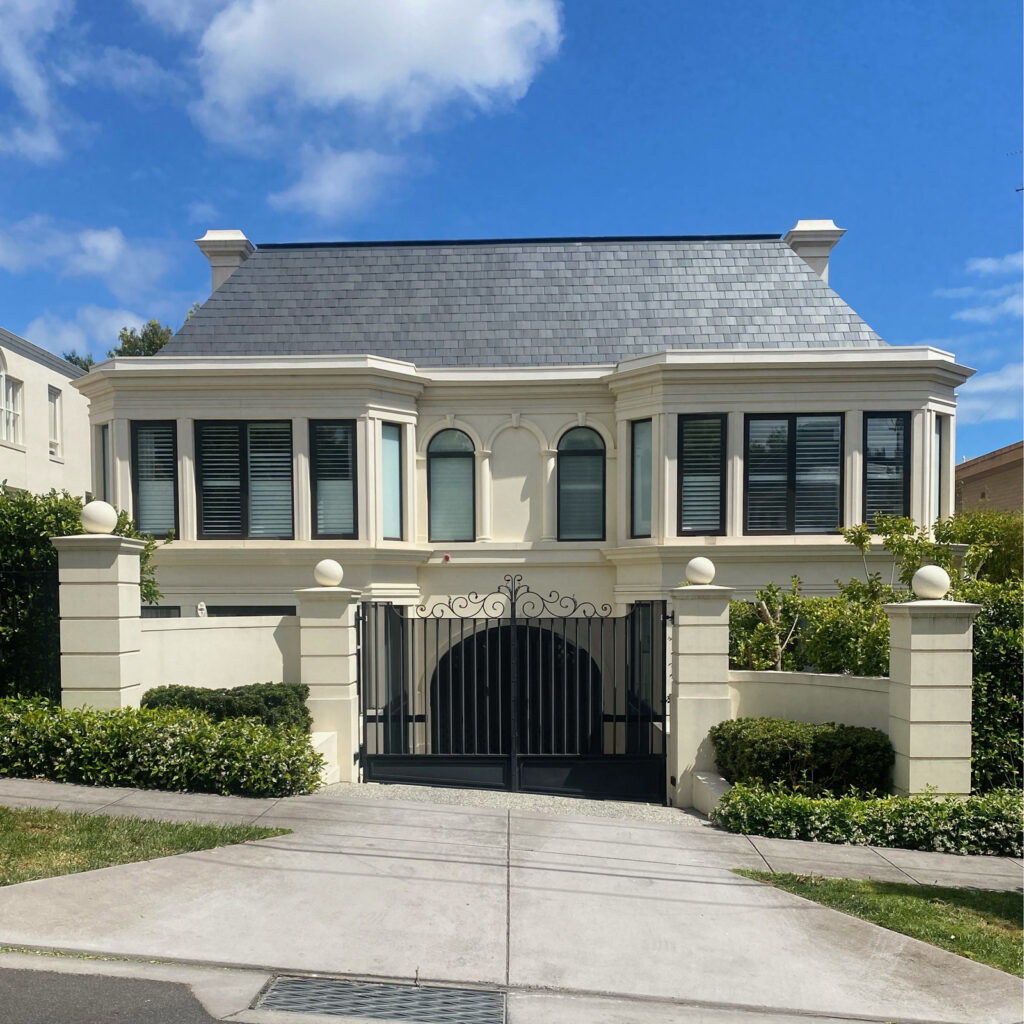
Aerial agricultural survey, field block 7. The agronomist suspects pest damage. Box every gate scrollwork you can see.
[415,573,613,620]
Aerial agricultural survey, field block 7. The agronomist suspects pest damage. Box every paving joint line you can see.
[744,834,774,872]
[869,846,922,885]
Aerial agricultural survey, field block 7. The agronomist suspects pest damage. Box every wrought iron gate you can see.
[358,575,667,803]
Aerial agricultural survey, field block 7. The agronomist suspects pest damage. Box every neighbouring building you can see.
[0,327,91,496]
[955,440,1023,512]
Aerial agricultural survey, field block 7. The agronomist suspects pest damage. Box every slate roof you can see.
[165,235,887,366]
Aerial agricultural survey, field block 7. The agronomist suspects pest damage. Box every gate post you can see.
[667,559,733,810]
[295,560,362,786]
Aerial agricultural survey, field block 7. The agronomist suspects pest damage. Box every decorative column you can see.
[541,448,557,541]
[885,566,979,796]
[51,501,144,710]
[475,448,492,540]
[296,559,362,785]
[667,558,733,810]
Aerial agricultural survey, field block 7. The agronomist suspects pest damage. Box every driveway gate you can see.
[358,575,666,803]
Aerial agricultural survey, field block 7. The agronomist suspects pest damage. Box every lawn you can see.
[0,805,285,886]
[738,870,1023,976]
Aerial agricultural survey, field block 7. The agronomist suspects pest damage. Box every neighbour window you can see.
[427,429,475,542]
[1,373,22,445]
[382,422,403,540]
[678,414,726,535]
[932,416,944,523]
[630,419,652,538]
[863,412,910,524]
[131,421,178,537]
[98,424,110,501]
[310,420,357,539]
[47,387,62,457]
[745,414,843,534]
[557,427,605,541]
[195,421,293,539]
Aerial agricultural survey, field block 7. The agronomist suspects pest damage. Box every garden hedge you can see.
[141,682,312,733]
[0,697,323,797]
[710,783,1023,857]
[709,717,894,797]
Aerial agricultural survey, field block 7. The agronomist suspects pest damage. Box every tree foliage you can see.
[62,350,95,371]
[109,320,172,358]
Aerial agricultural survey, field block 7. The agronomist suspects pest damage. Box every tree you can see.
[109,320,173,358]
[62,350,95,371]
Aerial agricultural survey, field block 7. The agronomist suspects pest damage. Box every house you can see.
[61,220,978,802]
[955,440,1023,512]
[0,327,91,496]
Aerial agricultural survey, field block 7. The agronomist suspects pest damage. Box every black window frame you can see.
[743,412,845,536]
[862,411,912,524]
[677,413,727,537]
[630,418,653,540]
[309,419,359,540]
[130,420,179,539]
[556,426,606,542]
[427,428,476,543]
[194,420,294,540]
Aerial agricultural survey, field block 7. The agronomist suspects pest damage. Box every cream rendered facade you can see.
[75,344,966,612]
[0,327,91,496]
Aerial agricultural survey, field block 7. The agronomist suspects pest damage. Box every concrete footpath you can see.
[0,777,1021,1023]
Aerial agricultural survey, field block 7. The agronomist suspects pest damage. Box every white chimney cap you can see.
[195,230,254,292]
[783,219,846,284]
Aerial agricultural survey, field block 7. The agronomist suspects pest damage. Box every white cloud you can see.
[23,305,146,360]
[956,362,1024,424]
[966,251,1024,276]
[268,148,402,219]
[952,284,1023,324]
[132,0,229,35]
[0,217,170,302]
[0,0,71,161]
[56,45,182,98]
[186,200,220,223]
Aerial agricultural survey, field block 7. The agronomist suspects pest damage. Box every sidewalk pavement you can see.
[0,777,1021,1024]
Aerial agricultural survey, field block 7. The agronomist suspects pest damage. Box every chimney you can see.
[195,229,254,292]
[783,219,846,285]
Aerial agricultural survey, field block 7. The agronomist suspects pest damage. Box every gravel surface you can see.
[320,780,712,826]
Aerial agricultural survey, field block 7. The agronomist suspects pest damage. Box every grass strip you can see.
[0,805,286,886]
[737,869,1022,976]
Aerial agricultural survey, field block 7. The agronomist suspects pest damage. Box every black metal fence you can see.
[0,568,60,701]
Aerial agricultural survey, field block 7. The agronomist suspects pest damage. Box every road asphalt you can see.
[0,777,1020,1023]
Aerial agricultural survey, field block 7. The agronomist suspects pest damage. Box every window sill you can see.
[0,439,26,453]
[49,454,65,464]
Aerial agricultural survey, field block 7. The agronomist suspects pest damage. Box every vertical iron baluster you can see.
[373,604,382,754]
[447,618,454,754]
[586,616,593,754]
[574,616,580,755]
[422,617,428,754]
[561,615,568,755]
[508,581,519,791]
[612,616,618,755]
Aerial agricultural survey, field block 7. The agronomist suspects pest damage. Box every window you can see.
[47,387,62,457]
[98,424,110,501]
[745,414,843,534]
[557,427,605,541]
[141,606,181,619]
[131,421,178,537]
[382,422,403,540]
[863,412,910,523]
[932,416,943,523]
[195,421,293,539]
[678,414,726,535]
[1,374,22,445]
[427,429,474,542]
[206,605,296,617]
[310,420,357,538]
[630,419,652,538]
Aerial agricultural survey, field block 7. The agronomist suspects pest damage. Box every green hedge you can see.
[709,717,894,797]
[0,697,323,797]
[140,682,312,734]
[710,783,1023,857]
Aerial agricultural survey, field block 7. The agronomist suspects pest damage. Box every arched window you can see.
[427,429,475,542]
[557,427,605,541]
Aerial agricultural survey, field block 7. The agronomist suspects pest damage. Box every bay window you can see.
[678,414,726,535]
[131,421,178,537]
[310,420,357,539]
[863,412,910,523]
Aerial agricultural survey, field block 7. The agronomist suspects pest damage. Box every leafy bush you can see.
[709,717,894,796]
[710,784,1023,857]
[141,682,312,734]
[0,697,322,797]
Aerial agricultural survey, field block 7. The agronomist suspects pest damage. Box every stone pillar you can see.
[295,584,362,785]
[52,534,145,710]
[885,597,980,796]
[667,562,733,809]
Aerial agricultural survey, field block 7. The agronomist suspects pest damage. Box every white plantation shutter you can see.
[248,422,293,537]
[746,418,789,532]
[197,423,243,537]
[864,413,909,521]
[132,422,177,536]
[679,416,725,533]
[428,429,474,542]
[311,420,356,537]
[558,427,605,540]
[794,415,842,533]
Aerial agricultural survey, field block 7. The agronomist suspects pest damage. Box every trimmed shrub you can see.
[709,717,894,797]
[710,783,1023,857]
[141,682,312,734]
[0,697,322,797]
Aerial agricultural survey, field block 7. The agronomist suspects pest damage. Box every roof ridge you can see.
[255,233,783,250]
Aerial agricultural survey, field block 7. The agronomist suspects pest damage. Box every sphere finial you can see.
[313,559,344,587]
[912,565,950,600]
[684,557,716,585]
[80,500,118,534]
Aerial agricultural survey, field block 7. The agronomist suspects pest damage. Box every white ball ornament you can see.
[313,558,344,588]
[912,565,950,600]
[80,500,118,535]
[684,556,716,585]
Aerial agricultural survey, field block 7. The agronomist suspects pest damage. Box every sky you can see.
[0,0,1020,460]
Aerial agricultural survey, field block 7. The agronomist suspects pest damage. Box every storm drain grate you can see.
[257,976,506,1023]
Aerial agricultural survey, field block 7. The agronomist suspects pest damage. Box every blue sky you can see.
[0,0,1019,460]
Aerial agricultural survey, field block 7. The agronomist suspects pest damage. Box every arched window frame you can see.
[427,428,476,542]
[556,426,606,541]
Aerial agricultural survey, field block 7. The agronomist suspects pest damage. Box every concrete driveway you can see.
[0,785,1021,1023]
